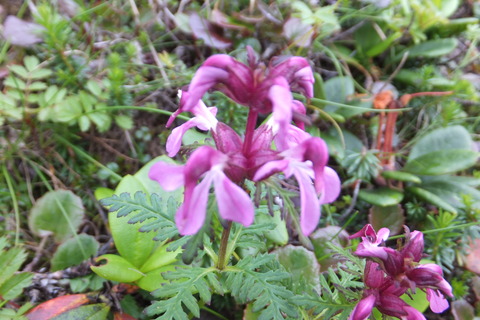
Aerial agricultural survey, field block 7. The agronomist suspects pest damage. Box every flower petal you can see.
[253,159,290,181]
[268,80,293,145]
[166,120,200,157]
[213,171,254,226]
[149,162,185,191]
[176,173,214,235]
[293,165,320,236]
[426,288,450,313]
[319,166,341,204]
[349,295,376,320]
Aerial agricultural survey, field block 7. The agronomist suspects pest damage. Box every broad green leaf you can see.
[381,171,421,183]
[366,32,402,57]
[368,205,405,236]
[409,125,473,160]
[404,150,478,175]
[323,127,363,160]
[136,265,178,292]
[51,234,100,271]
[28,190,85,243]
[273,245,320,294]
[50,303,110,320]
[323,76,355,114]
[358,188,404,207]
[94,187,114,201]
[406,187,457,214]
[140,243,182,273]
[419,176,480,209]
[401,38,458,60]
[108,156,182,268]
[91,255,144,283]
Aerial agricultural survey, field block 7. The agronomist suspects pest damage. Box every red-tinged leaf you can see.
[189,13,231,49]
[26,294,90,319]
[465,238,480,275]
[114,312,137,320]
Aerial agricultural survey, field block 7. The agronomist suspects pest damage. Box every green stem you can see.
[217,221,232,270]
[2,166,20,246]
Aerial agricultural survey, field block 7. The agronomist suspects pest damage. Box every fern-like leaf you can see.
[101,191,189,247]
[146,267,219,320]
[225,253,297,320]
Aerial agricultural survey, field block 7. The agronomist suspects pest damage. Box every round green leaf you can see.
[311,226,350,271]
[51,234,100,271]
[273,245,320,294]
[28,190,85,243]
[91,255,144,283]
[358,188,404,207]
[409,125,473,160]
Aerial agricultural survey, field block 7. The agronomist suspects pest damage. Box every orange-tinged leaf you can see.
[114,311,137,320]
[373,91,393,109]
[26,294,90,319]
[465,238,480,275]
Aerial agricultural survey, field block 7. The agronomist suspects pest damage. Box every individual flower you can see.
[166,92,218,157]
[349,261,425,320]
[253,135,341,236]
[149,146,254,235]
[170,47,314,140]
[350,225,453,317]
[349,224,391,260]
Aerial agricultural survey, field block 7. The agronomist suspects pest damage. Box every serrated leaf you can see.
[24,56,39,72]
[29,68,53,80]
[28,81,47,91]
[4,76,26,90]
[79,115,91,131]
[115,115,133,130]
[9,65,28,78]
[275,245,321,294]
[86,80,102,97]
[0,272,33,301]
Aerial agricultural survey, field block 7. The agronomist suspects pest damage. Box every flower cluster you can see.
[149,47,341,236]
[349,224,453,320]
